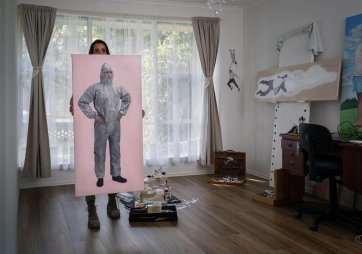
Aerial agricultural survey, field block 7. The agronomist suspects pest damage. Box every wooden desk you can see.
[337,142,362,193]
[280,134,362,204]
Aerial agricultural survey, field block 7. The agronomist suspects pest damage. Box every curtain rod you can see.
[57,9,196,23]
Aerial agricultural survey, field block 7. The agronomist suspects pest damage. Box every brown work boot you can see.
[107,193,120,219]
[86,195,100,229]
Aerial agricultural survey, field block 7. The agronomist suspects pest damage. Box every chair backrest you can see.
[299,123,334,154]
[299,123,335,181]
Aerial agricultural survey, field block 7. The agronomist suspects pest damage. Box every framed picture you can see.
[340,13,362,135]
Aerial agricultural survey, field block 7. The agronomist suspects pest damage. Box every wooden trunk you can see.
[213,151,246,177]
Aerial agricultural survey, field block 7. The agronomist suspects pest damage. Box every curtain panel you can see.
[192,17,223,166]
[19,4,56,178]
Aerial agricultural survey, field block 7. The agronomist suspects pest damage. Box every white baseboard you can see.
[247,170,269,181]
[18,170,76,189]
[18,163,214,189]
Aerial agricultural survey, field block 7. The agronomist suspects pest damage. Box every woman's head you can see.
[89,39,110,55]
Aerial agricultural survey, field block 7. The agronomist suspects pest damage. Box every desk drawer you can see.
[282,152,304,175]
[281,139,304,176]
[281,138,300,151]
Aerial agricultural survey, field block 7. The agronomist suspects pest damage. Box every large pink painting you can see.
[72,55,143,196]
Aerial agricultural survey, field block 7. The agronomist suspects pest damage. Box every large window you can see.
[18,12,203,170]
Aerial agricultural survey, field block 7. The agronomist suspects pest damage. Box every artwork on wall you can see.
[226,49,240,92]
[255,59,341,102]
[340,13,362,135]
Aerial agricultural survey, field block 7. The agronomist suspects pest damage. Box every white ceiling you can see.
[162,0,260,7]
[118,0,268,10]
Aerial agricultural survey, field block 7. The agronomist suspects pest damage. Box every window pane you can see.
[18,13,203,169]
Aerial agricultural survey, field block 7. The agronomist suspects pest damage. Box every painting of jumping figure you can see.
[227,49,240,92]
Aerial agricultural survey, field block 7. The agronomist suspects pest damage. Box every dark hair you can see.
[88,39,110,55]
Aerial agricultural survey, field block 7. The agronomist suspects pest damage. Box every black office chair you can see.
[295,123,343,231]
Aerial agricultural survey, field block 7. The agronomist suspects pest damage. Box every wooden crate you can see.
[213,150,246,177]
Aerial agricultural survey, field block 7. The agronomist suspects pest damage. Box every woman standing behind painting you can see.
[70,39,145,229]
[70,39,120,230]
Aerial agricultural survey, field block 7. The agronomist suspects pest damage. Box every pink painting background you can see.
[72,55,144,196]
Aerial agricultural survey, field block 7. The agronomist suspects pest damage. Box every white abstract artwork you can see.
[255,59,341,102]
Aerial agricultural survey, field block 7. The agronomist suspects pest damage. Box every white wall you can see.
[0,0,18,253]
[218,9,244,152]
[243,0,362,179]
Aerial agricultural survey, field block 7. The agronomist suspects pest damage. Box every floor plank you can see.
[17,175,362,254]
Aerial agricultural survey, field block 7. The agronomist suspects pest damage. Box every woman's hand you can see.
[69,96,74,116]
[94,115,104,123]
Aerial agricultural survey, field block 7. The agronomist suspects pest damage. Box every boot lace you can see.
[87,205,98,220]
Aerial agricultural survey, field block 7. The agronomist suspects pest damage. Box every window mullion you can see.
[87,17,92,47]
[151,20,159,145]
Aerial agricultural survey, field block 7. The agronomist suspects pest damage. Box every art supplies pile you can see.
[116,168,189,222]
[208,176,245,185]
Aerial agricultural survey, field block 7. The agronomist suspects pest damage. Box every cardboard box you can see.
[252,169,288,206]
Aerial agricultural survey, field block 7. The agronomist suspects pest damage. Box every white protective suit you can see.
[78,63,131,179]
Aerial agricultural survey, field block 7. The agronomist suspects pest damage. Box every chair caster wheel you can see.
[294,211,302,219]
[310,223,319,231]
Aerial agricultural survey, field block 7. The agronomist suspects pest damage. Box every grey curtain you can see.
[19,4,56,178]
[192,17,223,166]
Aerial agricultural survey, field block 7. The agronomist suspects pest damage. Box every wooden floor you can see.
[17,175,362,254]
